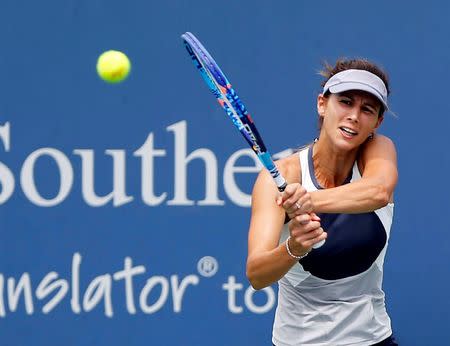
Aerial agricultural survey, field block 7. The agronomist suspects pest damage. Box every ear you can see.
[317,94,327,117]
[374,115,384,130]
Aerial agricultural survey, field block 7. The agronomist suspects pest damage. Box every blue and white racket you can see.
[181,32,287,192]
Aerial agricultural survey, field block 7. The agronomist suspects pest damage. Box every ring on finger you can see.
[295,202,301,210]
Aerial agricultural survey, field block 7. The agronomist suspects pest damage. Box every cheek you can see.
[362,115,380,129]
[321,114,336,129]
[324,107,342,122]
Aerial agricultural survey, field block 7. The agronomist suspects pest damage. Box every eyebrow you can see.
[338,92,379,110]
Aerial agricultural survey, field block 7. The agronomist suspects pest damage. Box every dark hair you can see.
[317,58,390,129]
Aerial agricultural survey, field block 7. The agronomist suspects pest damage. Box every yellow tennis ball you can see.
[96,50,131,83]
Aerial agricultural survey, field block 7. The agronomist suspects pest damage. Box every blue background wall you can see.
[0,1,449,345]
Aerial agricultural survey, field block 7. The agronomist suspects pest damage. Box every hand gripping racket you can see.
[181,32,325,249]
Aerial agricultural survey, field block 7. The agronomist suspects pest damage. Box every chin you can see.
[334,137,363,152]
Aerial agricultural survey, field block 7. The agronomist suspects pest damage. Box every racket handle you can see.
[277,181,287,192]
[312,239,326,249]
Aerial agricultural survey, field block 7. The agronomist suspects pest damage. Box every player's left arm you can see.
[310,134,398,213]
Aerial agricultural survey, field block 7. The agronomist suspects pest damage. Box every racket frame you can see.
[181,32,287,192]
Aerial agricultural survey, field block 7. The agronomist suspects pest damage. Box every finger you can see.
[293,214,311,225]
[284,200,302,215]
[282,185,306,209]
[310,231,327,246]
[298,201,312,214]
[289,220,307,236]
[297,194,313,214]
[282,196,300,213]
[310,213,321,221]
[306,227,324,240]
[296,230,327,248]
[281,184,298,201]
[290,221,321,239]
[302,221,321,233]
[276,194,282,206]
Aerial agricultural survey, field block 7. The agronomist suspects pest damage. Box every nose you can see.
[346,107,360,123]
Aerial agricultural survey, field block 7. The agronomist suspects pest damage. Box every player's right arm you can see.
[246,159,324,290]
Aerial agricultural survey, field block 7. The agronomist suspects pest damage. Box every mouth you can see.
[339,126,358,138]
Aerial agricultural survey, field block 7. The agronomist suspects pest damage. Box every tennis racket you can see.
[181,32,325,248]
[181,32,286,192]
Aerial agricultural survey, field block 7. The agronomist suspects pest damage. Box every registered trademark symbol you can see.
[197,256,219,277]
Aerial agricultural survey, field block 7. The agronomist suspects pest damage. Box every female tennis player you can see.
[246,59,399,345]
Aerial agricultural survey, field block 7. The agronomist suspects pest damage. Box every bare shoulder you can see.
[358,134,398,172]
[363,134,396,150]
[361,134,396,158]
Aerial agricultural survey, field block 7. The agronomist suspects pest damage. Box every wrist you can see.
[310,191,322,213]
[285,236,309,260]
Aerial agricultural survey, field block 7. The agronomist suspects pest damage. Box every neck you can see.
[312,138,358,188]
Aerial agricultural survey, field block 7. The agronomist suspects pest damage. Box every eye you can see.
[339,99,352,105]
[362,106,376,115]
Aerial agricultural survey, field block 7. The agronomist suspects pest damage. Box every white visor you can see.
[322,69,388,111]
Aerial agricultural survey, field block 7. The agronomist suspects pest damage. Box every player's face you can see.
[317,90,383,151]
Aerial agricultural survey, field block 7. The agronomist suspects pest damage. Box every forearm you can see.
[311,177,390,214]
[246,243,299,290]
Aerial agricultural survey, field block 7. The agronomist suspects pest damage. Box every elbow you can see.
[247,278,266,291]
[246,265,269,290]
[373,184,390,208]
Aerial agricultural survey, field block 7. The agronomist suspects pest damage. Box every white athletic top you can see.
[272,146,394,346]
